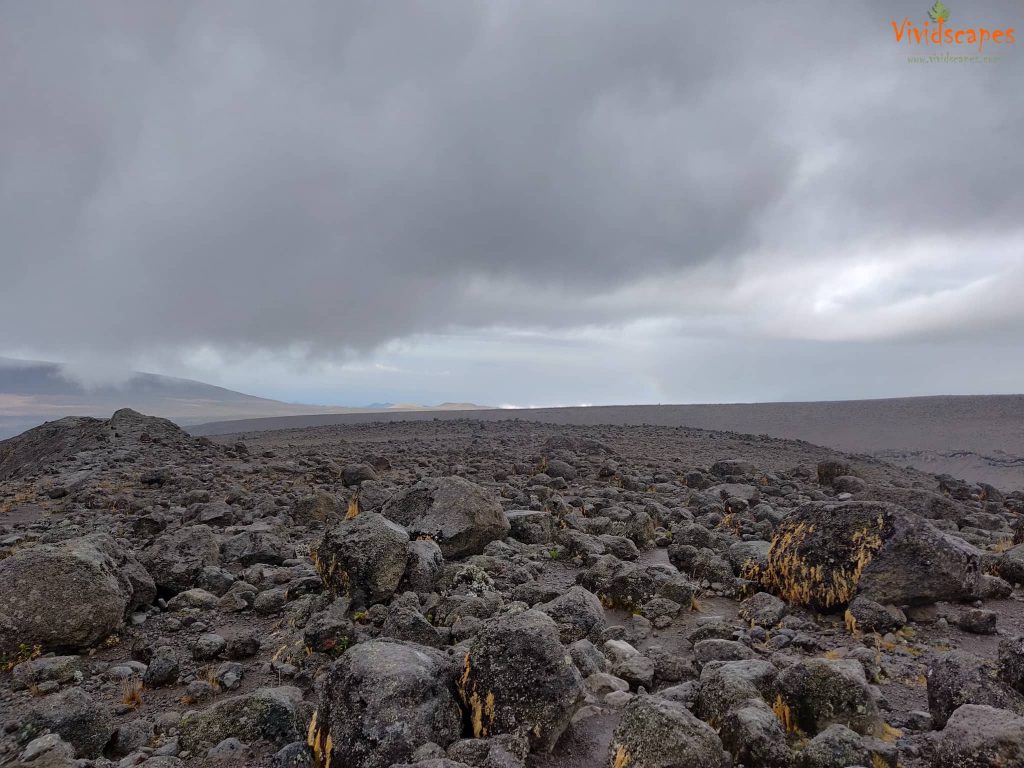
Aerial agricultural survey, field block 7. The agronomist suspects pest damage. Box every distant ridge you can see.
[0,357,485,439]
[189,395,1024,489]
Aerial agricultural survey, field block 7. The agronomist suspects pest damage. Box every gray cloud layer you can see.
[1,1,1022,401]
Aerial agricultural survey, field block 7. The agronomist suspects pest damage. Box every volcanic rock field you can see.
[2,409,1024,767]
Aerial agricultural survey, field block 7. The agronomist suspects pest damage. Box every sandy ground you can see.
[192,395,1024,490]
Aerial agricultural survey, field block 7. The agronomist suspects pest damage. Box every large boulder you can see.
[718,699,790,767]
[776,658,881,736]
[797,724,869,768]
[934,704,1024,767]
[456,609,584,752]
[697,659,778,724]
[536,586,607,643]
[0,534,134,653]
[928,650,1024,728]
[19,688,113,758]
[578,555,694,610]
[141,525,221,596]
[751,501,981,611]
[608,694,724,768]
[312,511,410,608]
[858,485,967,522]
[308,641,462,768]
[382,477,510,559]
[179,687,302,751]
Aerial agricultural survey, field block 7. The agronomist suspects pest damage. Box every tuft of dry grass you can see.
[122,678,143,709]
[746,512,888,610]
[345,494,360,520]
[772,694,800,734]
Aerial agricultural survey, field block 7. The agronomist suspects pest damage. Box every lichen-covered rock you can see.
[308,641,461,768]
[311,511,410,608]
[578,554,694,610]
[457,609,584,752]
[537,586,606,643]
[382,477,509,559]
[797,724,869,768]
[928,650,1024,728]
[0,534,133,653]
[750,501,981,611]
[776,658,881,736]
[934,704,1024,768]
[738,591,786,627]
[178,686,302,751]
[844,596,905,634]
[696,659,778,725]
[608,694,724,768]
[506,510,554,545]
[718,698,790,767]
[141,524,221,596]
[19,687,113,758]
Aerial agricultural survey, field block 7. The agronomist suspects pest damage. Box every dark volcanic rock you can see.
[934,703,1024,768]
[141,524,221,596]
[928,650,1024,728]
[309,640,462,768]
[456,609,584,752]
[609,694,724,768]
[0,534,134,653]
[382,477,510,559]
[20,687,113,758]
[312,510,410,608]
[753,500,982,611]
[776,657,881,736]
[178,687,303,751]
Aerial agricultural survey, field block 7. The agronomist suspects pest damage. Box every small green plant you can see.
[352,610,368,624]
[548,548,561,560]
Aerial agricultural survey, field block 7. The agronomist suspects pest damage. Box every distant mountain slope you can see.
[190,395,1024,489]
[0,358,485,439]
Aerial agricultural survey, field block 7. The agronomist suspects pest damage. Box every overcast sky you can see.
[2,1,1022,406]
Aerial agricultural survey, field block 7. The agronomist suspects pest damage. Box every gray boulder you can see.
[20,687,113,758]
[753,501,981,611]
[608,694,724,768]
[221,530,288,566]
[797,724,869,768]
[312,511,410,608]
[309,640,462,768]
[178,686,302,751]
[697,659,778,724]
[382,477,510,559]
[934,704,1024,767]
[777,658,881,736]
[928,650,1024,728]
[457,609,584,752]
[537,586,606,643]
[141,525,221,595]
[718,699,790,767]
[506,510,554,545]
[0,535,133,653]
[578,555,694,610]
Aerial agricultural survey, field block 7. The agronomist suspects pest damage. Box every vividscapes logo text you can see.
[893,2,1016,52]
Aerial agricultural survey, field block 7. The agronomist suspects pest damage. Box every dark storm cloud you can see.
[1,0,1022,364]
